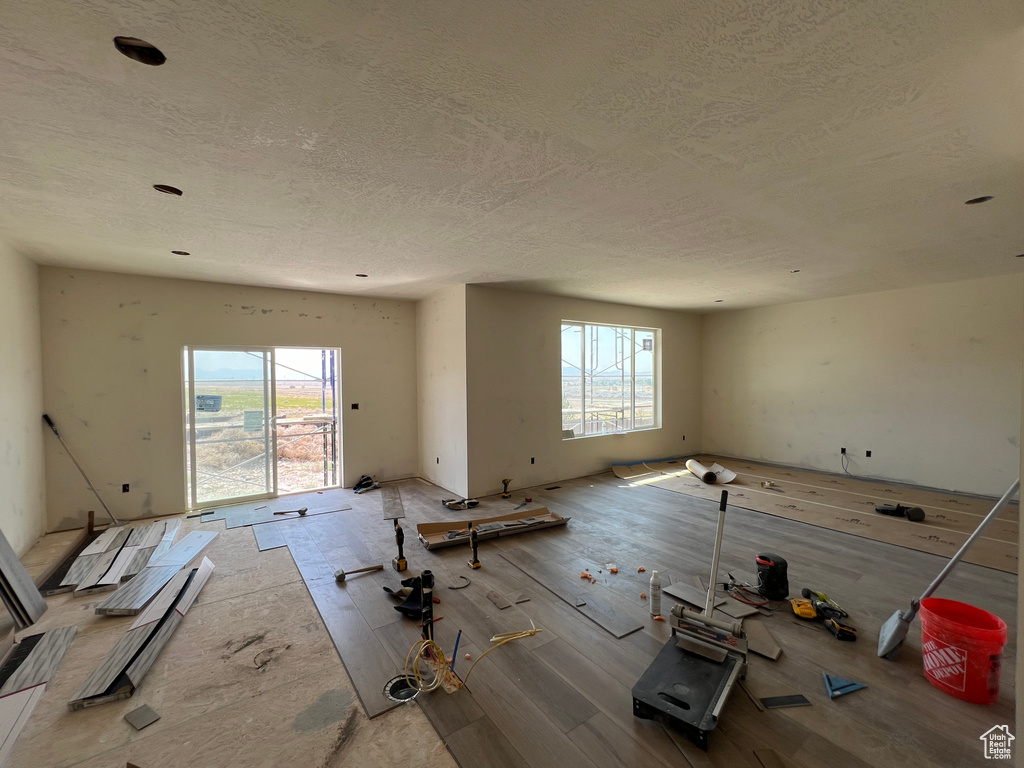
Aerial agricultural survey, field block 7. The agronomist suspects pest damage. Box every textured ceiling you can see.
[0,1,1022,310]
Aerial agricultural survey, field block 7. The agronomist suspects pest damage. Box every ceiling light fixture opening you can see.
[964,196,993,205]
[153,184,182,196]
[355,274,368,278]
[113,37,166,66]
[171,250,190,255]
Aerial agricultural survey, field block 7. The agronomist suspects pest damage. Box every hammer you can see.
[273,507,308,516]
[335,564,384,582]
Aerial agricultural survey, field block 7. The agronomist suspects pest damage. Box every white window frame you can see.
[560,321,661,439]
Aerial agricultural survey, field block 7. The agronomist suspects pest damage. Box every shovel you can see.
[877,478,1019,659]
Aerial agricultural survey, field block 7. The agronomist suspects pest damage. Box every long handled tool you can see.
[877,478,1019,659]
[42,414,120,525]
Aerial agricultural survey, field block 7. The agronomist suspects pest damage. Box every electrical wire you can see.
[841,451,852,475]
[403,635,451,694]
[462,621,543,685]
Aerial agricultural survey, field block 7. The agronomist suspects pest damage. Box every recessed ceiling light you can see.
[113,37,166,66]
[171,250,190,255]
[355,274,368,278]
[964,196,993,205]
[153,184,182,196]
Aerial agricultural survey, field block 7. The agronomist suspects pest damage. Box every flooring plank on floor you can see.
[252,524,287,552]
[500,548,645,638]
[0,529,47,629]
[445,715,531,768]
[305,580,401,719]
[93,565,181,616]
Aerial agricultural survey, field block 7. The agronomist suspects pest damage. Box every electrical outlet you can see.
[436,457,439,464]
[122,483,129,493]
[351,403,359,410]
[682,435,686,441]
[841,447,846,455]
[866,450,872,458]
[531,457,535,464]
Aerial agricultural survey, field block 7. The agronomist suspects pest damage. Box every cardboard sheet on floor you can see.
[635,455,1019,574]
[417,507,570,550]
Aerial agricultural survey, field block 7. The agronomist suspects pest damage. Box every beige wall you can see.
[703,275,1023,497]
[0,244,46,554]
[416,286,469,497]
[465,285,702,498]
[39,268,418,529]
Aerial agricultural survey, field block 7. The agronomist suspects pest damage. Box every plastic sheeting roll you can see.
[685,459,737,485]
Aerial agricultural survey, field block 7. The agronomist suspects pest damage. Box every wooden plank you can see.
[0,626,77,695]
[148,530,217,568]
[97,545,139,585]
[73,543,125,594]
[662,582,726,610]
[252,524,287,551]
[305,580,401,719]
[499,549,644,638]
[0,684,46,765]
[94,565,180,616]
[445,715,531,768]
[0,529,47,629]
[78,526,126,557]
[744,619,782,661]
[60,552,99,587]
[380,484,406,520]
[486,591,512,610]
[32,527,90,591]
[174,557,214,615]
[125,611,184,685]
[123,546,156,579]
[754,748,788,768]
[128,570,191,630]
[150,519,181,561]
[68,622,160,706]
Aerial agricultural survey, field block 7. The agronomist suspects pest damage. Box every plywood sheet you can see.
[0,685,46,765]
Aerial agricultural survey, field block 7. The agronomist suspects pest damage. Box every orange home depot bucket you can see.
[919,598,1007,705]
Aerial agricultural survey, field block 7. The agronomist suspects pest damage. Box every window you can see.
[561,322,659,438]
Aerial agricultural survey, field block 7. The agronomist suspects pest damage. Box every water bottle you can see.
[649,570,661,616]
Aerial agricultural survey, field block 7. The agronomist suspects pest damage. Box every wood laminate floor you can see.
[273,472,1017,768]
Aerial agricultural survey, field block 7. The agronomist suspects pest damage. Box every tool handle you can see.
[918,478,1020,603]
[42,413,59,435]
[349,564,384,576]
[705,490,728,615]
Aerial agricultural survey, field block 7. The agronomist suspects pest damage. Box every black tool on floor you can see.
[393,520,408,572]
[42,414,120,525]
[421,570,434,639]
[468,526,481,569]
[760,694,811,709]
[755,552,789,600]
[875,503,925,522]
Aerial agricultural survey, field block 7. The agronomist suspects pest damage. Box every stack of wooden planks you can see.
[57,520,182,596]
[94,530,217,616]
[69,558,214,710]
[0,530,47,630]
[0,626,77,763]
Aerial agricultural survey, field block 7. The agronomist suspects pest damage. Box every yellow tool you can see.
[790,597,818,620]
[501,478,512,499]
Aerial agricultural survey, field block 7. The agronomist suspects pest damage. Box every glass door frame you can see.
[184,345,278,510]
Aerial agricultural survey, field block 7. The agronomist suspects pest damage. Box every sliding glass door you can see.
[184,346,340,509]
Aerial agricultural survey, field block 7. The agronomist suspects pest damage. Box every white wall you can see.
[416,286,469,497]
[0,244,46,554]
[703,275,1023,497]
[39,268,418,530]
[465,285,703,498]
